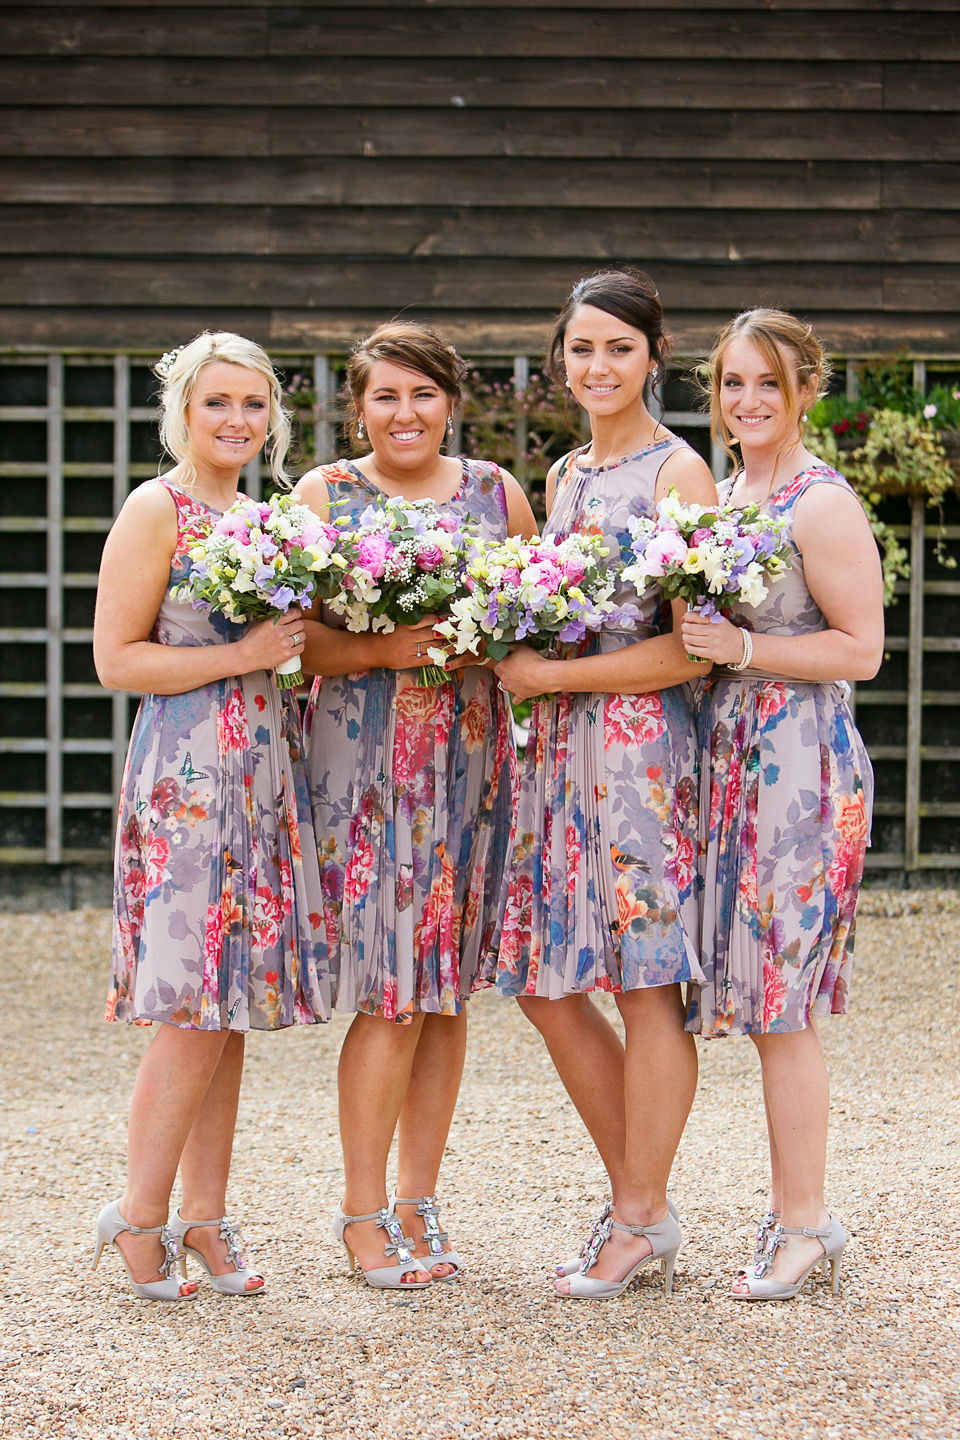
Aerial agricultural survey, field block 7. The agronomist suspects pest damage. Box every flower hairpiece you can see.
[155,346,185,379]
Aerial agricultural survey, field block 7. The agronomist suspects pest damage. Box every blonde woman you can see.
[92,332,330,1301]
[682,309,883,1300]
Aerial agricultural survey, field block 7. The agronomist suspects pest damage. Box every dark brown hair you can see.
[545,270,672,395]
[346,320,467,445]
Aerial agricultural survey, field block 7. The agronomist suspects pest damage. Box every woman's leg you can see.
[115,1024,233,1286]
[731,1024,831,1291]
[555,983,697,1291]
[517,993,628,1197]
[176,1031,263,1290]
[394,1009,468,1276]
[337,1010,432,1282]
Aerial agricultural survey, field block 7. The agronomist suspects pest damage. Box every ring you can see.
[416,645,423,658]
[498,681,506,692]
[292,634,302,646]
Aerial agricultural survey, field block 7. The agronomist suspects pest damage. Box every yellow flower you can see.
[681,549,703,574]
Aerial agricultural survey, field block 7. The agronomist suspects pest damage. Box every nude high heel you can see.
[731,1216,847,1301]
[92,1200,197,1302]
[166,1212,264,1296]
[390,1194,462,1281]
[556,1197,679,1278]
[559,1208,682,1301]
[333,1204,432,1289]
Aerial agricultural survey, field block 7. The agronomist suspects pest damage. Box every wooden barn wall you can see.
[0,0,958,357]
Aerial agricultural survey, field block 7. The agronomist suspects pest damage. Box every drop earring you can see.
[446,415,455,437]
[357,417,365,440]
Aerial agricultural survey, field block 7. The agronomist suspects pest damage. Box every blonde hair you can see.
[702,308,831,463]
[154,331,291,488]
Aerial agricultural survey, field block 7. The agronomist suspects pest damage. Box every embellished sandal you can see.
[92,1200,197,1301]
[556,1197,679,1278]
[333,1204,432,1289]
[558,1207,681,1300]
[166,1212,264,1296]
[731,1216,847,1301]
[390,1194,462,1281]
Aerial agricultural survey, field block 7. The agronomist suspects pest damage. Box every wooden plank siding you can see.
[0,0,957,355]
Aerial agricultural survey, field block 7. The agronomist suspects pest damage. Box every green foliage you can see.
[922,384,960,432]
[855,352,923,415]
[807,395,871,440]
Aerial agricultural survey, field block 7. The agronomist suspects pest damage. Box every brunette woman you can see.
[93,333,330,1300]
[293,321,536,1288]
[486,271,717,1299]
[682,309,883,1300]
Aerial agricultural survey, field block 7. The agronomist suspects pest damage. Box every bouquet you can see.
[433,531,630,670]
[315,496,476,686]
[172,493,339,688]
[621,487,791,660]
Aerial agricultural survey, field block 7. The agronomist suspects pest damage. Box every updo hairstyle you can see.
[153,331,291,489]
[703,308,831,463]
[345,321,467,448]
[545,269,672,403]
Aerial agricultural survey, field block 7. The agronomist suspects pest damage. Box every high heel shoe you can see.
[389,1194,462,1281]
[556,1197,679,1278]
[730,1216,847,1301]
[166,1212,264,1296]
[558,1207,681,1300]
[333,1204,432,1289]
[92,1200,197,1302]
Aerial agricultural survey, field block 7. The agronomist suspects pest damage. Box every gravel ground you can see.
[1,892,958,1440]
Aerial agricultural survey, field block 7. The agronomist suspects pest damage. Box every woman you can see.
[93,332,329,1300]
[682,308,883,1300]
[293,321,536,1288]
[486,271,717,1299]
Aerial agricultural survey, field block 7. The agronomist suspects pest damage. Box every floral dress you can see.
[479,439,705,1000]
[303,459,515,1024]
[686,466,874,1038]
[107,480,331,1031]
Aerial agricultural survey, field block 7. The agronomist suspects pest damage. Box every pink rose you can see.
[416,543,444,571]
[436,515,459,533]
[356,534,390,577]
[501,566,522,587]
[643,531,689,575]
[525,561,563,592]
[562,559,586,584]
[692,527,713,544]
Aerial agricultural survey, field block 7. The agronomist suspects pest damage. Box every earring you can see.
[357,417,365,440]
[446,415,455,437]
[565,378,572,389]
[651,366,659,379]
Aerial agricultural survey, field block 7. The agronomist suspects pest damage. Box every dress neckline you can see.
[724,463,836,508]
[571,435,678,476]
[343,457,469,506]
[160,477,248,517]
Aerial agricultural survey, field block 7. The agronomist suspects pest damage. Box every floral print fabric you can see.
[480,439,705,1000]
[686,466,874,1037]
[303,460,516,1024]
[107,482,331,1031]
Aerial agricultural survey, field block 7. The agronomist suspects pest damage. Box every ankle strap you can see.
[777,1224,832,1239]
[340,1207,389,1226]
[121,1220,165,1236]
[176,1216,225,1229]
[392,1196,427,1208]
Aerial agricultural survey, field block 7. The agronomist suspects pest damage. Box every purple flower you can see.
[269,585,296,610]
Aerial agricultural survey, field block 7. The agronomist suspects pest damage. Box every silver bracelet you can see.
[728,627,754,672]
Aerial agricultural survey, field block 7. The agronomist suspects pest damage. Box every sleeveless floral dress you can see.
[303,459,516,1024]
[479,439,704,999]
[107,481,331,1032]
[686,466,874,1038]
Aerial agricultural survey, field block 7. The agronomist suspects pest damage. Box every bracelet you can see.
[728,627,754,672]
